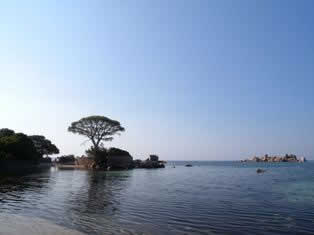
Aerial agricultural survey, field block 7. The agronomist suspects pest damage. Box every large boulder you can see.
[107,155,133,170]
[133,159,165,169]
[107,148,133,170]
[256,168,266,174]
[149,155,159,161]
[78,147,133,170]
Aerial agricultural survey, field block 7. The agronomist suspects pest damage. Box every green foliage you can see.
[0,128,15,138]
[86,146,108,166]
[29,135,59,157]
[68,115,125,149]
[0,128,57,161]
[85,146,131,158]
[0,132,40,160]
[86,146,107,157]
[57,155,76,164]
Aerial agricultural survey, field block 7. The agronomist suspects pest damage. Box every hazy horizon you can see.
[1,1,314,160]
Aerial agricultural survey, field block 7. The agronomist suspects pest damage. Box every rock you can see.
[252,156,261,162]
[132,158,165,169]
[149,155,159,161]
[107,154,133,170]
[242,154,306,163]
[74,150,166,170]
[76,147,133,170]
[132,159,142,168]
[256,168,266,173]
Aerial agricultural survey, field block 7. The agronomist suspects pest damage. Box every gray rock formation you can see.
[242,154,306,163]
[132,155,165,169]
[256,168,266,173]
[149,155,159,161]
[107,154,133,170]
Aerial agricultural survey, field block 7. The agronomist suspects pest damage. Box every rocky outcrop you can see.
[242,154,306,163]
[132,155,165,169]
[76,148,134,170]
[256,168,266,173]
[149,155,159,161]
[106,148,133,170]
[70,151,166,170]
[107,155,133,170]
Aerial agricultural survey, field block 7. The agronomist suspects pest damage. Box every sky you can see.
[1,1,314,160]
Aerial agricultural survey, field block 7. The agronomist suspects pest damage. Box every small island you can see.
[0,115,166,175]
[241,154,306,163]
[62,116,166,170]
[57,153,166,170]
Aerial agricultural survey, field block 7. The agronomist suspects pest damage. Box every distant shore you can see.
[241,154,306,163]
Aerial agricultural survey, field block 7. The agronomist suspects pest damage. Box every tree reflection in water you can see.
[0,168,139,235]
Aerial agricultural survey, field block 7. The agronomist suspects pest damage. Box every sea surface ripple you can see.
[1,161,314,234]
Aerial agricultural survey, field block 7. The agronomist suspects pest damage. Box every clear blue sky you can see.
[1,1,314,160]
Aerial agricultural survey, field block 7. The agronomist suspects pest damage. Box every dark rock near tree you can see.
[107,155,133,170]
[149,155,159,161]
[75,147,133,170]
[107,148,133,170]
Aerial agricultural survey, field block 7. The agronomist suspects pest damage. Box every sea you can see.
[0,161,314,235]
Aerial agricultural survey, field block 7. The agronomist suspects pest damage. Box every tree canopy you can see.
[0,128,15,138]
[28,135,60,157]
[68,115,125,149]
[0,132,40,161]
[0,128,59,161]
[56,155,76,164]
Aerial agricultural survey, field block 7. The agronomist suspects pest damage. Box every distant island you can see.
[241,154,306,163]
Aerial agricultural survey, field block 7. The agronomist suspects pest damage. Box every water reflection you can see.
[0,168,138,234]
[0,169,87,234]
[0,169,52,206]
[73,171,131,210]
[64,170,134,234]
[2,164,314,234]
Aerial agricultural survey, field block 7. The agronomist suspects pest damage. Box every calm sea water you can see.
[1,161,314,234]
